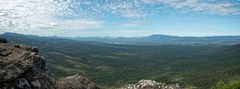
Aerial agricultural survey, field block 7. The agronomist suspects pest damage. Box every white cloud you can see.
[0,0,104,34]
[106,0,146,18]
[142,0,240,15]
[52,19,104,31]
[0,0,67,32]
[0,0,239,36]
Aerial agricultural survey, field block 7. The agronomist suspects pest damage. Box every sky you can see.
[0,0,240,37]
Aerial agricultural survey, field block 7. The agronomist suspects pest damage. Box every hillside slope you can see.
[2,33,240,89]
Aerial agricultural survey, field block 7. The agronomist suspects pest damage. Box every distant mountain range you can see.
[2,32,240,45]
[67,34,240,45]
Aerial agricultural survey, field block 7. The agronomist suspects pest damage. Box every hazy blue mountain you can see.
[67,34,240,45]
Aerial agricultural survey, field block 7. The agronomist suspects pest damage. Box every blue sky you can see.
[0,0,240,37]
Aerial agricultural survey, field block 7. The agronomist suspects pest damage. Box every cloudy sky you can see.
[0,0,240,37]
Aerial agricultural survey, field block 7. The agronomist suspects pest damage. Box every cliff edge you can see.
[0,38,98,89]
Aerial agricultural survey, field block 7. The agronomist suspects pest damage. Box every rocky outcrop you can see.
[120,80,183,89]
[56,74,99,89]
[0,38,99,89]
[0,38,56,89]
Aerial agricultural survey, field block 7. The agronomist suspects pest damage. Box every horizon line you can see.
[1,32,240,38]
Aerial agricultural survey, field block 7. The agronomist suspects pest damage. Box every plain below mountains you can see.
[1,32,240,89]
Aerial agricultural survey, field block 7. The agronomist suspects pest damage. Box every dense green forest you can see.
[2,33,240,89]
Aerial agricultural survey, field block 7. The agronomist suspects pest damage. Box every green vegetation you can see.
[212,80,240,89]
[3,33,240,89]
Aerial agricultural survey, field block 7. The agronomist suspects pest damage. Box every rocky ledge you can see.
[0,38,98,89]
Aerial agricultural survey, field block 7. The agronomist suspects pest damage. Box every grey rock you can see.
[120,80,184,89]
[56,74,100,89]
[0,38,99,89]
[0,40,56,89]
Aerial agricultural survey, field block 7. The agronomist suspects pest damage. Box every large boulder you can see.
[56,74,99,89]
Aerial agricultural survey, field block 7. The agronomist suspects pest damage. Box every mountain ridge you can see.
[2,32,240,45]
[67,34,240,45]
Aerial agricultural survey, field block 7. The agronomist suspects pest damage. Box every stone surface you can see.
[0,38,56,89]
[56,74,100,89]
[120,80,184,89]
[0,38,99,89]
